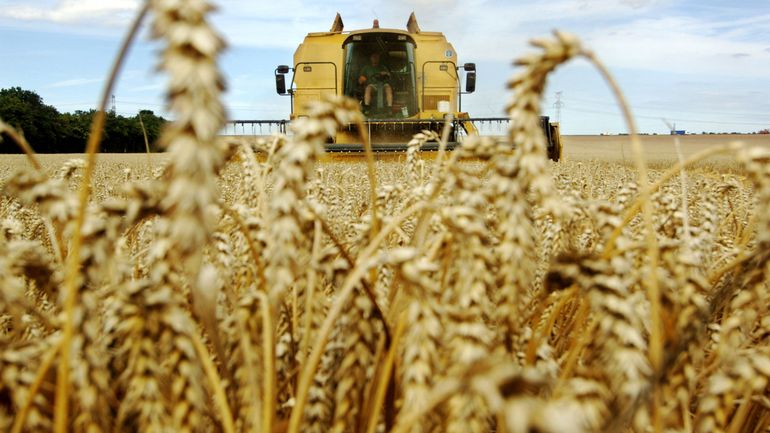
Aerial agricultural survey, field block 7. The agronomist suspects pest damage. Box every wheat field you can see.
[1,2,770,433]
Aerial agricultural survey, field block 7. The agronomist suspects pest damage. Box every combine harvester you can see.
[227,13,563,160]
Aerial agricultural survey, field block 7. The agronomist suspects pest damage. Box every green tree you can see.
[135,110,165,152]
[104,111,137,152]
[59,110,95,153]
[0,87,62,152]
[1,87,169,153]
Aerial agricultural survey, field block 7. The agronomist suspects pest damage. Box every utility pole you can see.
[553,91,564,124]
[110,94,116,114]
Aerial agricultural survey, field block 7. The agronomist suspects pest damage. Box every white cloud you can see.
[584,16,770,78]
[48,77,103,88]
[5,0,770,124]
[0,0,139,25]
[205,0,672,60]
[126,83,164,93]
[0,0,663,53]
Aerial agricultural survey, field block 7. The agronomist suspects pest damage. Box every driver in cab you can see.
[358,52,393,111]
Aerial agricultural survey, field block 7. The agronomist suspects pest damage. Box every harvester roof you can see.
[306,12,443,41]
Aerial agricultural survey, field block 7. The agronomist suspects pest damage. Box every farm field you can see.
[2,7,769,432]
[562,133,770,163]
[2,125,770,432]
[3,132,769,177]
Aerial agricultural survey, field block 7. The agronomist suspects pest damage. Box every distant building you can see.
[669,122,685,135]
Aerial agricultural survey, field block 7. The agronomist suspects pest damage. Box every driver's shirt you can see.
[360,63,389,82]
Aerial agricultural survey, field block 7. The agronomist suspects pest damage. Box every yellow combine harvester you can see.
[266,13,562,160]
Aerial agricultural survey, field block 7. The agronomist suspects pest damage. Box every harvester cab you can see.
[272,13,562,160]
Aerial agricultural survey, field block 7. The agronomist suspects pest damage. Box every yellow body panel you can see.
[414,32,458,112]
[291,33,347,118]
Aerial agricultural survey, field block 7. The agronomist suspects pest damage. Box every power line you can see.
[115,99,165,108]
[565,95,769,119]
[51,102,97,106]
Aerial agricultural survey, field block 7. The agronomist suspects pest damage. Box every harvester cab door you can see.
[343,33,418,119]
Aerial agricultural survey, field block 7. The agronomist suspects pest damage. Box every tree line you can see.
[0,87,167,153]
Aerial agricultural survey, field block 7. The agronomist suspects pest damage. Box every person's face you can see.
[371,53,380,66]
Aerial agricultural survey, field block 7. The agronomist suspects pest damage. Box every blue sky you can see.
[0,0,769,134]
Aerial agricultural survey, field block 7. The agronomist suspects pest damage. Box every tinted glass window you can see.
[344,35,417,118]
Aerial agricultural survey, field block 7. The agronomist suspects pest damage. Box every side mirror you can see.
[275,65,290,95]
[463,63,476,72]
[275,74,287,95]
[465,71,476,93]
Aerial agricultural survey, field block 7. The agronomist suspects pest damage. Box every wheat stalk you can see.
[2,6,770,433]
